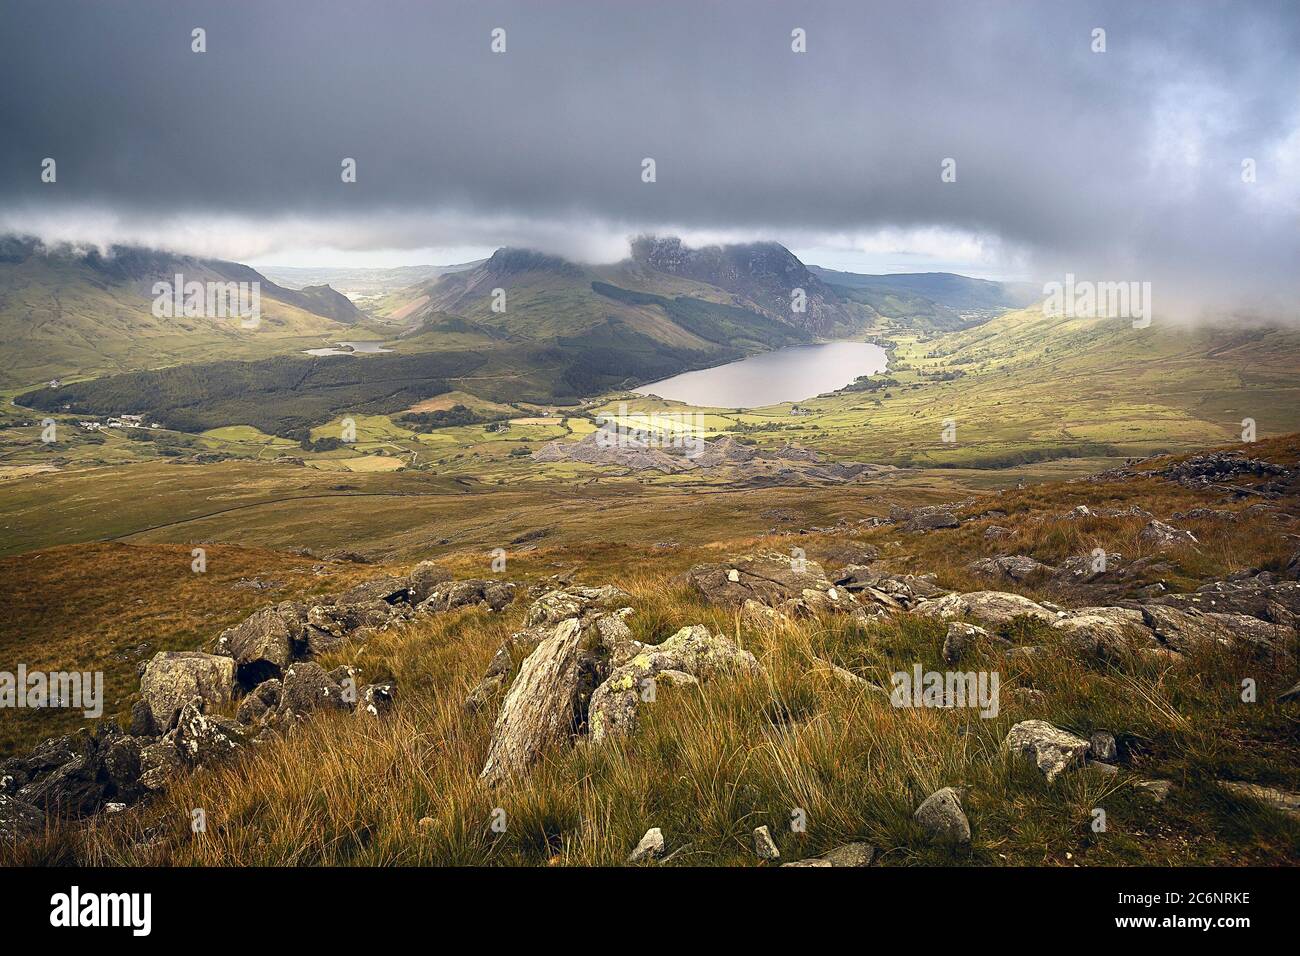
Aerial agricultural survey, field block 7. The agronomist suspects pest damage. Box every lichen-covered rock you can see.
[1140,605,1290,656]
[480,618,588,786]
[214,606,295,688]
[914,787,971,844]
[753,825,780,860]
[687,552,832,608]
[917,591,1058,626]
[139,651,234,730]
[942,622,995,663]
[138,736,183,793]
[1051,610,1154,657]
[969,555,1054,582]
[357,681,397,719]
[525,585,633,626]
[1003,720,1090,783]
[588,625,761,743]
[628,826,664,863]
[173,698,244,767]
[1139,520,1198,550]
[820,842,875,867]
[0,793,43,843]
[276,662,351,722]
[1089,731,1118,762]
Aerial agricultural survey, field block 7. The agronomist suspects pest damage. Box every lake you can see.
[634,341,888,408]
[302,341,392,356]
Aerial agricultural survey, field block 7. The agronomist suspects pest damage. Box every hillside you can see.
[0,238,366,388]
[2,434,1297,865]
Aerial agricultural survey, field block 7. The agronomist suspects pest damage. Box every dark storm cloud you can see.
[1,0,1297,317]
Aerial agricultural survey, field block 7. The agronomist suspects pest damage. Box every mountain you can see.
[628,236,865,336]
[809,266,1040,331]
[0,237,367,388]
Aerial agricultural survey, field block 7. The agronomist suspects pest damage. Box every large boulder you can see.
[687,552,832,608]
[969,555,1054,582]
[916,591,1058,627]
[214,606,295,688]
[1003,720,1090,783]
[1052,607,1157,657]
[480,618,589,786]
[1140,605,1290,657]
[139,651,235,729]
[407,561,453,603]
[588,625,761,743]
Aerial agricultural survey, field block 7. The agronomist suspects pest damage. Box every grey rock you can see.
[139,651,234,729]
[1004,720,1090,783]
[1089,731,1118,762]
[914,787,971,844]
[628,826,665,863]
[753,825,780,860]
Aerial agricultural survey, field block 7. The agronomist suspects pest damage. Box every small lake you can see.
[303,341,392,356]
[635,341,888,408]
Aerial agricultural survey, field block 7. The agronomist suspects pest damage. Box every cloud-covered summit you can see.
[1,0,1297,319]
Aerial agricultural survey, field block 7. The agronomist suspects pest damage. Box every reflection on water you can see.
[634,341,888,408]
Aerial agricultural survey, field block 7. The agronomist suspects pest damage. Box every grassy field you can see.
[3,435,1297,866]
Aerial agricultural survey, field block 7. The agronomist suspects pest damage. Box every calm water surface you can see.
[635,341,888,408]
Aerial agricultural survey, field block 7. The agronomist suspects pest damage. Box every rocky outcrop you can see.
[687,552,833,608]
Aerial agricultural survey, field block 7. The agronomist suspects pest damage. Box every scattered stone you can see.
[628,826,665,863]
[0,793,43,843]
[357,681,397,719]
[236,679,282,725]
[687,551,832,608]
[819,842,875,867]
[1219,781,1300,819]
[917,591,1057,626]
[1089,731,1118,762]
[1003,720,1090,783]
[1139,520,1198,550]
[914,787,971,844]
[276,662,351,722]
[753,824,780,860]
[214,606,296,688]
[407,560,453,603]
[1134,779,1174,803]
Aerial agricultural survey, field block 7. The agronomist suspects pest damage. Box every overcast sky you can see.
[1,0,1297,316]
